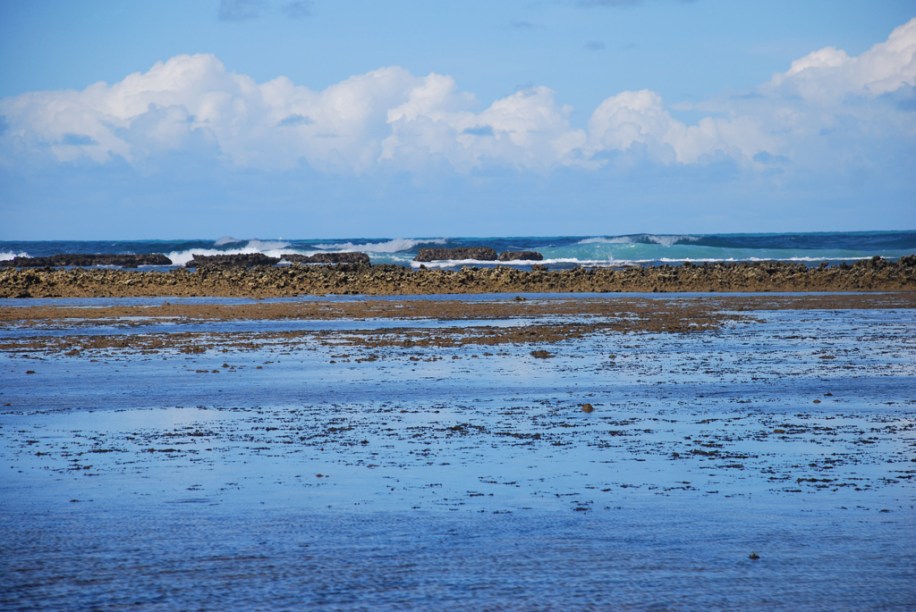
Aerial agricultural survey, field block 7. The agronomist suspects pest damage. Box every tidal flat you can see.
[1,293,914,609]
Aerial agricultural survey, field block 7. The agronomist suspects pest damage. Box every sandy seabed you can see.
[1,292,914,609]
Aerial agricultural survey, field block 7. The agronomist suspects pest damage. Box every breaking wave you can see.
[166,240,294,266]
[2,231,912,269]
[315,238,446,253]
[577,234,698,247]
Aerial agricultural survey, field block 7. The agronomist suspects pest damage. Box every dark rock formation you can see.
[0,254,172,268]
[1,256,914,298]
[415,247,498,262]
[185,253,280,269]
[285,252,371,266]
[498,251,544,262]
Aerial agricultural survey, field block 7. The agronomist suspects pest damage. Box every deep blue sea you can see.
[2,230,914,268]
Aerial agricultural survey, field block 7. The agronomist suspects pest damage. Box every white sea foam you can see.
[748,256,872,263]
[166,240,295,265]
[267,249,312,261]
[646,234,697,247]
[408,254,878,269]
[657,257,734,263]
[166,248,237,266]
[578,234,698,247]
[655,256,873,264]
[214,236,241,246]
[315,238,446,253]
[0,251,29,261]
[410,259,482,268]
[410,258,624,269]
[577,236,633,245]
[245,239,291,251]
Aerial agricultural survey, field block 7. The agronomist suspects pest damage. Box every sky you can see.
[0,0,914,240]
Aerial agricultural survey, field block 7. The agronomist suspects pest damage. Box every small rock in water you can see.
[285,252,370,266]
[581,403,594,413]
[414,247,498,262]
[530,350,553,359]
[498,251,543,262]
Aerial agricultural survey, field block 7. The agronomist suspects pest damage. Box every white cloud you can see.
[0,18,913,175]
[588,90,677,161]
[587,18,915,167]
[587,90,777,165]
[770,18,916,99]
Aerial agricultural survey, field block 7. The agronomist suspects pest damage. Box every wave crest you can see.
[577,234,697,247]
[577,236,633,245]
[315,238,446,253]
[166,239,295,266]
[647,234,698,247]
[213,236,242,247]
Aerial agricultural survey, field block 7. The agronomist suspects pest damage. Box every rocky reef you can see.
[185,254,281,269]
[415,247,498,262]
[415,247,546,262]
[498,251,544,261]
[1,256,913,298]
[284,252,371,266]
[1,253,172,268]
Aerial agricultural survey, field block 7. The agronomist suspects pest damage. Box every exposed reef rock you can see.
[185,254,281,269]
[1,257,913,298]
[284,252,371,266]
[1,254,171,268]
[498,251,544,261]
[415,247,498,262]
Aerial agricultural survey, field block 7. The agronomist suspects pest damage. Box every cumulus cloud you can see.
[0,56,585,173]
[586,18,916,166]
[768,18,916,100]
[0,18,913,175]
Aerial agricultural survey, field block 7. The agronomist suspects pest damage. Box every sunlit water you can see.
[1,298,914,609]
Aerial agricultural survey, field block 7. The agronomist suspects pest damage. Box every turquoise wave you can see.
[2,231,914,267]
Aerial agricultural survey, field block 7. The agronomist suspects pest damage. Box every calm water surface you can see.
[1,297,913,609]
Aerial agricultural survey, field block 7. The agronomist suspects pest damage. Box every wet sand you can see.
[1,292,914,608]
[2,293,914,355]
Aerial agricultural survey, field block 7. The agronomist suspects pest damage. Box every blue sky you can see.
[1,0,914,239]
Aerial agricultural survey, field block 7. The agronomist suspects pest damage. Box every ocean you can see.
[2,230,914,268]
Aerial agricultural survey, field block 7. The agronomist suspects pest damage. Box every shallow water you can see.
[1,297,914,609]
